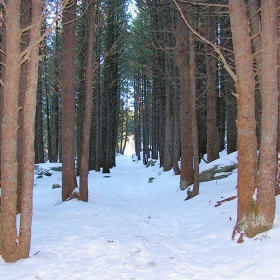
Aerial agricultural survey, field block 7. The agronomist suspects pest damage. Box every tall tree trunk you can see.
[205,14,219,162]
[1,0,42,262]
[173,87,181,175]
[18,0,31,213]
[186,32,199,199]
[94,7,102,172]
[61,0,78,201]
[276,0,280,194]
[249,0,262,147]
[79,0,96,202]
[35,72,45,163]
[229,0,258,238]
[1,0,22,262]
[256,0,277,234]
[174,5,193,190]
[20,0,42,258]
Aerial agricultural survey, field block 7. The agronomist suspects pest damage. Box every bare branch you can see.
[180,0,228,9]
[20,0,70,64]
[173,0,237,82]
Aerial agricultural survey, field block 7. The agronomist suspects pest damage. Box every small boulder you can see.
[52,184,61,189]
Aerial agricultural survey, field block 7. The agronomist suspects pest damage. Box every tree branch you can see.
[173,0,237,82]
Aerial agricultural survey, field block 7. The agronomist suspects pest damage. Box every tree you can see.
[61,0,78,201]
[229,0,278,238]
[204,13,219,162]
[79,0,99,202]
[0,0,42,262]
[174,3,194,190]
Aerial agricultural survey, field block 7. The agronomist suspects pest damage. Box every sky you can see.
[1,151,280,279]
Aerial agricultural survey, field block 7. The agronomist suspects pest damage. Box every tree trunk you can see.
[277,0,280,194]
[1,0,22,262]
[173,86,181,175]
[229,0,258,237]
[205,15,219,162]
[94,6,102,172]
[79,0,96,202]
[186,32,199,199]
[1,0,41,262]
[61,0,78,201]
[17,0,31,213]
[248,0,262,147]
[20,0,42,258]
[35,72,45,163]
[256,0,277,234]
[174,5,193,190]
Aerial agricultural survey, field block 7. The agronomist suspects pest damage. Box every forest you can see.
[0,0,279,266]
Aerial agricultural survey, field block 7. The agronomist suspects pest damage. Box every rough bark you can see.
[61,0,78,201]
[1,0,22,262]
[17,0,31,213]
[229,0,258,238]
[175,6,193,190]
[1,0,42,262]
[186,32,199,199]
[248,0,262,147]
[205,15,219,162]
[79,0,96,202]
[277,0,280,194]
[20,0,42,258]
[256,0,277,234]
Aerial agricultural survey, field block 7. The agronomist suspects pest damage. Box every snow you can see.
[1,152,280,279]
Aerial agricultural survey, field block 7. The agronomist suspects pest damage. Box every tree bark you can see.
[1,0,22,262]
[256,0,277,234]
[79,0,96,202]
[248,0,262,147]
[186,32,199,199]
[61,0,78,201]
[205,14,219,162]
[1,0,42,262]
[20,0,42,258]
[229,0,258,238]
[174,6,194,190]
[277,0,280,194]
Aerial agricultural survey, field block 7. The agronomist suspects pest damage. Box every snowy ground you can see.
[1,152,280,279]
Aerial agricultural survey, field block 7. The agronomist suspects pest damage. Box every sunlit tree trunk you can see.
[228,0,278,238]
[276,0,280,194]
[256,0,277,234]
[0,0,22,262]
[229,0,258,238]
[249,0,262,147]
[1,0,42,262]
[17,0,31,213]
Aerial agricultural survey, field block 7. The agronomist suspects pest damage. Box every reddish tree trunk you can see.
[20,0,42,258]
[79,1,96,202]
[256,0,277,233]
[276,0,280,194]
[1,0,22,262]
[1,0,42,262]
[18,0,31,213]
[186,32,199,199]
[174,6,193,190]
[61,0,78,201]
[229,0,258,238]
[205,15,219,162]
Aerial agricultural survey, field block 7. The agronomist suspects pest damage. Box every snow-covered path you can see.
[1,154,280,279]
